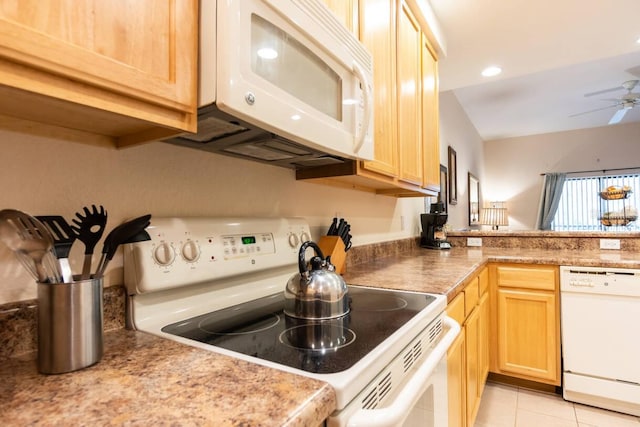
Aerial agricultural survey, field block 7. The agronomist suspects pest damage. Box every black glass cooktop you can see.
[162,286,435,374]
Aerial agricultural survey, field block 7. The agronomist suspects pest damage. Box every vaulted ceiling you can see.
[429,0,640,141]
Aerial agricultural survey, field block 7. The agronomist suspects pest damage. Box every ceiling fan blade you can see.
[569,104,617,118]
[584,86,623,97]
[609,107,630,125]
[599,98,622,102]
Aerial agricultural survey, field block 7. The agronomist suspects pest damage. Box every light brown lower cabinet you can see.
[489,263,561,386]
[446,267,489,427]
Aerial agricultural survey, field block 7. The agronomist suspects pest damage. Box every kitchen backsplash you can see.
[0,237,415,358]
[3,232,639,358]
[0,129,426,305]
[447,230,640,251]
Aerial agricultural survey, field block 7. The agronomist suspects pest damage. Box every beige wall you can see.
[438,91,485,230]
[484,122,640,229]
[0,130,426,303]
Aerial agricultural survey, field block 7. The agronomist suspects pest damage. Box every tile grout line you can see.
[515,386,520,427]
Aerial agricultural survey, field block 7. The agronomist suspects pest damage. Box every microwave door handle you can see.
[352,61,373,155]
[346,316,461,427]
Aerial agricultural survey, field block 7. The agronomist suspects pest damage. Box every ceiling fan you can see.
[572,79,640,124]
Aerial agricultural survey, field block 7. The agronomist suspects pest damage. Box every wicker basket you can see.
[599,189,632,200]
[600,215,638,227]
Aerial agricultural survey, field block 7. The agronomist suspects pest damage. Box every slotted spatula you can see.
[36,215,77,282]
[95,214,151,277]
[70,205,107,280]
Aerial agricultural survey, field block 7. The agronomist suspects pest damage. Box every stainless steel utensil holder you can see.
[37,276,103,374]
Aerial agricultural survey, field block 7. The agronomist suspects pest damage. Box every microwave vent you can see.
[163,103,350,169]
[180,116,248,143]
[224,142,296,161]
[292,156,345,168]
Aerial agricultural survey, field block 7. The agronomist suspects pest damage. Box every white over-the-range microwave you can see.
[165,0,374,169]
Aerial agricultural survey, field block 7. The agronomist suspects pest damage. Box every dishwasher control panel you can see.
[560,266,640,297]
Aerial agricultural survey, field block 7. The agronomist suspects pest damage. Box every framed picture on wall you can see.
[468,172,480,226]
[438,164,448,213]
[448,146,458,205]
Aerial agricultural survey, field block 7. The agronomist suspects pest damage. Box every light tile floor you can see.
[474,381,640,427]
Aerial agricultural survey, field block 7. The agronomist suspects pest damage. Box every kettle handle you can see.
[298,241,325,274]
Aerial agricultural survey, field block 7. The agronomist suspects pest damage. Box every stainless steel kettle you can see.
[284,241,350,320]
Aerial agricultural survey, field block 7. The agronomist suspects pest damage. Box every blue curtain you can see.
[536,173,567,230]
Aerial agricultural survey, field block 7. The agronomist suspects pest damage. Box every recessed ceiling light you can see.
[637,36,640,44]
[481,66,502,77]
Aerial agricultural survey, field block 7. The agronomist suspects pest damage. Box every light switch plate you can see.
[600,239,620,250]
[467,237,482,247]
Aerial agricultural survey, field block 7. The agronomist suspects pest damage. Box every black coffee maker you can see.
[420,203,451,250]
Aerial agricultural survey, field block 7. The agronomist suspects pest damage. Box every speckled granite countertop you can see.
[3,246,640,426]
[0,330,336,426]
[343,247,640,302]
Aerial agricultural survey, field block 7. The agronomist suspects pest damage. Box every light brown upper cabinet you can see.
[421,33,440,192]
[0,0,197,147]
[396,2,423,186]
[297,0,441,197]
[321,0,359,35]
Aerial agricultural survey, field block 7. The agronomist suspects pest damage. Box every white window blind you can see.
[551,173,640,231]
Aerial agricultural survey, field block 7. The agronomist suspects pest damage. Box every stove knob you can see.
[300,231,310,243]
[288,233,299,247]
[181,240,200,262]
[153,242,175,266]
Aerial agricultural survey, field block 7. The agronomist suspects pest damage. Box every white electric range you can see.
[123,217,458,426]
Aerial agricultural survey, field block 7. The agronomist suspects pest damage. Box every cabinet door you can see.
[447,328,466,427]
[497,288,559,383]
[396,1,423,185]
[465,306,481,426]
[359,0,398,177]
[322,0,359,34]
[0,0,197,140]
[479,291,490,388]
[421,34,440,192]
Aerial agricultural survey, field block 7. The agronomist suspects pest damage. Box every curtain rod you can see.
[540,166,640,176]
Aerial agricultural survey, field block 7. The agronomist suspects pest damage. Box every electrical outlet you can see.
[467,237,482,247]
[600,239,620,250]
[400,215,405,231]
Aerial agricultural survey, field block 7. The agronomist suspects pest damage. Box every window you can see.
[552,173,640,231]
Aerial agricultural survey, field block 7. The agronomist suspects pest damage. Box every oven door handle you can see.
[346,316,460,427]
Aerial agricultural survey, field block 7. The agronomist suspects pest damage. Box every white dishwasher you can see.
[560,266,640,416]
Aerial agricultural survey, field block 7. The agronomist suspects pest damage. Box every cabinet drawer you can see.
[495,265,557,291]
[447,292,465,325]
[464,278,479,317]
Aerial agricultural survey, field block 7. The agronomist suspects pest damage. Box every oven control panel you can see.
[123,217,311,295]
[221,233,276,258]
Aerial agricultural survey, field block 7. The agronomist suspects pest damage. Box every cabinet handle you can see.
[352,61,372,155]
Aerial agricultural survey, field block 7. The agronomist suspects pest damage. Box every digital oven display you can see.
[241,236,256,245]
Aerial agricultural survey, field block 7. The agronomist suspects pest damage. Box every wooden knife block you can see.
[317,235,347,274]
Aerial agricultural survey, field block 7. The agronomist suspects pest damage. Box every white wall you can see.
[438,91,485,230]
[0,130,425,303]
[484,122,640,229]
